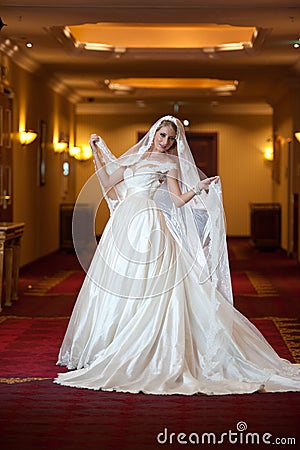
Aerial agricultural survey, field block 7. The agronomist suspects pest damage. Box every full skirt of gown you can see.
[55,191,300,395]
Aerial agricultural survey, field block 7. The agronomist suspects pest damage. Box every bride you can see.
[55,116,300,395]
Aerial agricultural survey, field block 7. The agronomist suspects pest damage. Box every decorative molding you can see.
[76,101,273,116]
[48,77,81,103]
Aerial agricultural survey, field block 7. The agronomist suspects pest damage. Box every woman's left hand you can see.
[193,176,219,194]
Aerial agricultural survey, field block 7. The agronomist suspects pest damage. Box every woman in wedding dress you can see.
[55,116,300,395]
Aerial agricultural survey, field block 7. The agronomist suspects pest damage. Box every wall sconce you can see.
[69,145,93,161]
[263,138,274,161]
[294,131,300,142]
[69,146,81,158]
[19,130,38,145]
[53,131,69,153]
[53,141,68,153]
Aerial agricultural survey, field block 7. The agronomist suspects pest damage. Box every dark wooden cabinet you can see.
[60,203,75,251]
[250,203,281,249]
[60,203,94,252]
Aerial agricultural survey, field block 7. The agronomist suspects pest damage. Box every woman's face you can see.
[152,125,176,153]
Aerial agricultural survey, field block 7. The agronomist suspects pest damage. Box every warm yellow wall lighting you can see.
[19,130,38,145]
[53,141,68,153]
[295,131,300,142]
[69,146,92,161]
[263,147,274,161]
[263,139,274,161]
[69,146,81,157]
[74,145,92,161]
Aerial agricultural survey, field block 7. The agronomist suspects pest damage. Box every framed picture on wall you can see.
[38,120,47,186]
[272,135,281,184]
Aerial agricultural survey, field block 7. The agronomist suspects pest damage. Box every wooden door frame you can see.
[137,130,218,176]
[185,131,218,176]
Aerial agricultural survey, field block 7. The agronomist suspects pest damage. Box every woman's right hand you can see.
[90,133,99,144]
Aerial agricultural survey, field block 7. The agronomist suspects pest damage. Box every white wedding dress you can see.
[55,158,300,395]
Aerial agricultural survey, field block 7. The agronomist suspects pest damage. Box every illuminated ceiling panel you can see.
[106,78,238,89]
[68,23,256,50]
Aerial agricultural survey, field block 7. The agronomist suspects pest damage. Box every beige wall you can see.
[75,113,273,237]
[1,54,76,266]
[273,85,300,256]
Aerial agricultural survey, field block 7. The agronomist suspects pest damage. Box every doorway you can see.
[186,132,218,176]
[137,130,218,177]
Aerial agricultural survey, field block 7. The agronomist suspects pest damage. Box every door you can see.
[0,90,13,222]
[138,130,218,177]
[186,132,218,177]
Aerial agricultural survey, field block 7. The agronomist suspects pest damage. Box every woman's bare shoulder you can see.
[164,154,178,167]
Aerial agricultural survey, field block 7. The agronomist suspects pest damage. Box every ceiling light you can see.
[0,38,19,56]
[26,42,33,48]
[105,78,238,90]
[106,82,135,94]
[212,83,238,92]
[216,42,250,51]
[84,42,112,51]
[114,47,126,54]
[69,23,256,50]
[202,47,215,54]
[63,27,72,38]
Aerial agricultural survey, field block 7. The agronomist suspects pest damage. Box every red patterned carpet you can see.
[0,239,299,449]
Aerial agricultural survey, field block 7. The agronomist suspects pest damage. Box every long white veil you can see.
[72,115,233,305]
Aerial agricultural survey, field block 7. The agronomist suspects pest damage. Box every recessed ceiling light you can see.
[26,42,33,48]
[84,42,112,51]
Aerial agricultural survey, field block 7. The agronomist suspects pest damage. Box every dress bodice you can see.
[124,159,177,198]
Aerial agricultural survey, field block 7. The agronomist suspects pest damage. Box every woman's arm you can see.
[90,134,125,189]
[167,168,219,208]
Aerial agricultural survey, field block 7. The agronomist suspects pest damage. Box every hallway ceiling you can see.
[0,0,300,115]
